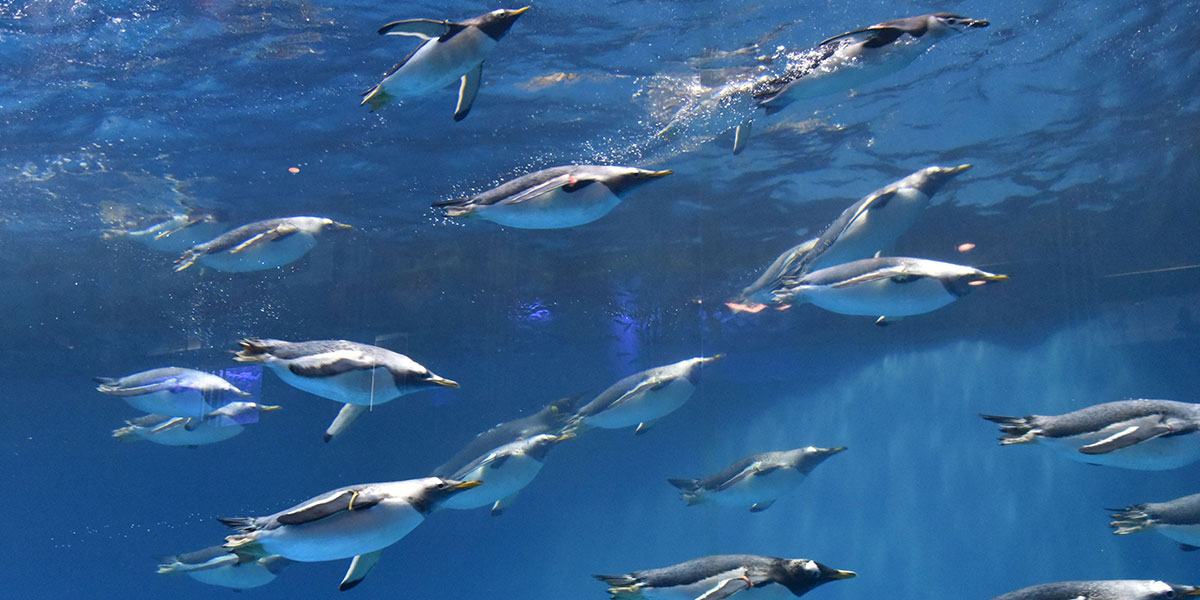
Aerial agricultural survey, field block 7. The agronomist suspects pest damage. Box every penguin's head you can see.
[523,432,576,461]
[779,559,856,596]
[1150,582,1200,599]
[474,6,531,41]
[414,478,484,513]
[603,167,674,195]
[795,445,847,473]
[903,163,972,197]
[941,267,1008,297]
[929,13,989,34]
[321,218,354,231]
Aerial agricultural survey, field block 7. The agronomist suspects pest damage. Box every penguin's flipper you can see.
[377,19,454,39]
[818,25,904,48]
[696,576,752,600]
[153,217,203,241]
[829,266,910,289]
[732,120,752,155]
[1181,544,1200,552]
[149,417,188,434]
[716,462,762,491]
[324,404,368,443]
[286,349,375,377]
[1079,422,1173,455]
[339,550,383,592]
[490,494,518,516]
[749,500,776,513]
[608,378,664,409]
[229,224,299,254]
[454,62,483,121]
[103,378,179,396]
[277,489,384,525]
[501,174,580,205]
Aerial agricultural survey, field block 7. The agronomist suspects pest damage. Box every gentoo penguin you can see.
[361,6,530,118]
[568,355,724,434]
[982,400,1200,470]
[1111,491,1200,550]
[595,554,856,599]
[112,402,280,447]
[174,216,352,272]
[772,257,1006,321]
[728,13,988,152]
[988,580,1200,600]
[668,446,845,512]
[433,395,580,478]
[220,477,481,563]
[735,165,971,305]
[438,433,574,515]
[157,546,291,590]
[234,338,458,442]
[433,165,673,229]
[103,211,225,253]
[95,367,249,418]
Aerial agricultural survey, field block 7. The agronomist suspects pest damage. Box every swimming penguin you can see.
[982,399,1200,470]
[95,367,249,418]
[157,546,291,590]
[103,211,225,253]
[1111,491,1200,551]
[173,216,352,273]
[112,402,280,447]
[989,580,1200,600]
[361,6,530,118]
[772,257,1007,321]
[234,338,458,442]
[595,554,856,600]
[729,13,988,152]
[438,432,574,515]
[433,165,673,229]
[568,355,724,434]
[668,446,845,512]
[735,165,971,305]
[433,395,581,478]
[220,477,482,564]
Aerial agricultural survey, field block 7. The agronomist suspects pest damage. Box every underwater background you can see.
[1,0,1199,598]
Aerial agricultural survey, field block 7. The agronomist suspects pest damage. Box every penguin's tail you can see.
[561,414,590,437]
[667,478,705,505]
[111,425,141,442]
[360,85,395,112]
[233,338,276,363]
[173,250,199,272]
[94,376,119,392]
[218,517,258,533]
[155,555,186,575]
[979,414,1039,444]
[1109,504,1154,535]
[431,198,474,218]
[594,574,638,587]
[595,575,642,599]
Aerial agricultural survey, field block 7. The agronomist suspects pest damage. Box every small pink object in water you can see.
[724,301,766,314]
[957,242,975,253]
[288,167,300,174]
[968,279,987,286]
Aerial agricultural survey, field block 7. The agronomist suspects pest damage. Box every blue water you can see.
[2,0,1199,598]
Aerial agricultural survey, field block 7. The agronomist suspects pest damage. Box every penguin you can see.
[174,216,352,273]
[735,165,971,305]
[668,446,846,512]
[730,13,988,152]
[1111,491,1200,551]
[982,400,1200,470]
[595,554,856,600]
[112,402,280,447]
[220,477,481,564]
[157,546,291,590]
[988,580,1200,600]
[432,395,580,478]
[95,367,249,418]
[437,432,574,515]
[103,211,225,253]
[772,256,1006,321]
[361,6,530,118]
[234,338,458,442]
[433,165,673,229]
[569,355,724,434]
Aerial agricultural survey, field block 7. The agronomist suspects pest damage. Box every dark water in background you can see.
[1,0,1199,598]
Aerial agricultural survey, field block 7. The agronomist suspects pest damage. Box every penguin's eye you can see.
[436,482,448,490]
[946,18,957,24]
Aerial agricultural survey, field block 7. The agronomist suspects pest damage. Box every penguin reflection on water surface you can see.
[95,367,249,418]
[234,338,458,442]
[157,546,291,590]
[982,399,1200,470]
[438,432,574,515]
[569,355,724,434]
[434,165,673,229]
[112,401,280,447]
[669,446,845,512]
[595,554,855,600]
[361,7,529,118]
[103,210,225,253]
[1112,491,1200,551]
[772,257,1006,322]
[174,216,352,273]
[989,581,1200,600]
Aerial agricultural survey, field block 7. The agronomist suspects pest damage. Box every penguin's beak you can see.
[964,18,989,28]
[449,480,483,491]
[647,169,673,178]
[511,6,531,16]
[826,569,857,580]
[259,405,283,412]
[429,376,460,389]
[946,163,973,174]
[982,273,1009,282]
[333,222,354,230]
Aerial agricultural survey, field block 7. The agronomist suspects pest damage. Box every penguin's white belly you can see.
[141,422,245,446]
[200,234,318,272]
[478,185,622,229]
[709,470,804,507]
[802,277,956,316]
[439,456,544,510]
[1042,431,1200,470]
[268,364,402,406]
[258,500,422,562]
[639,571,791,600]
[780,41,925,101]
[1154,524,1200,546]
[804,189,928,273]
[187,563,278,590]
[380,29,495,97]
[584,379,696,429]
[124,390,213,418]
